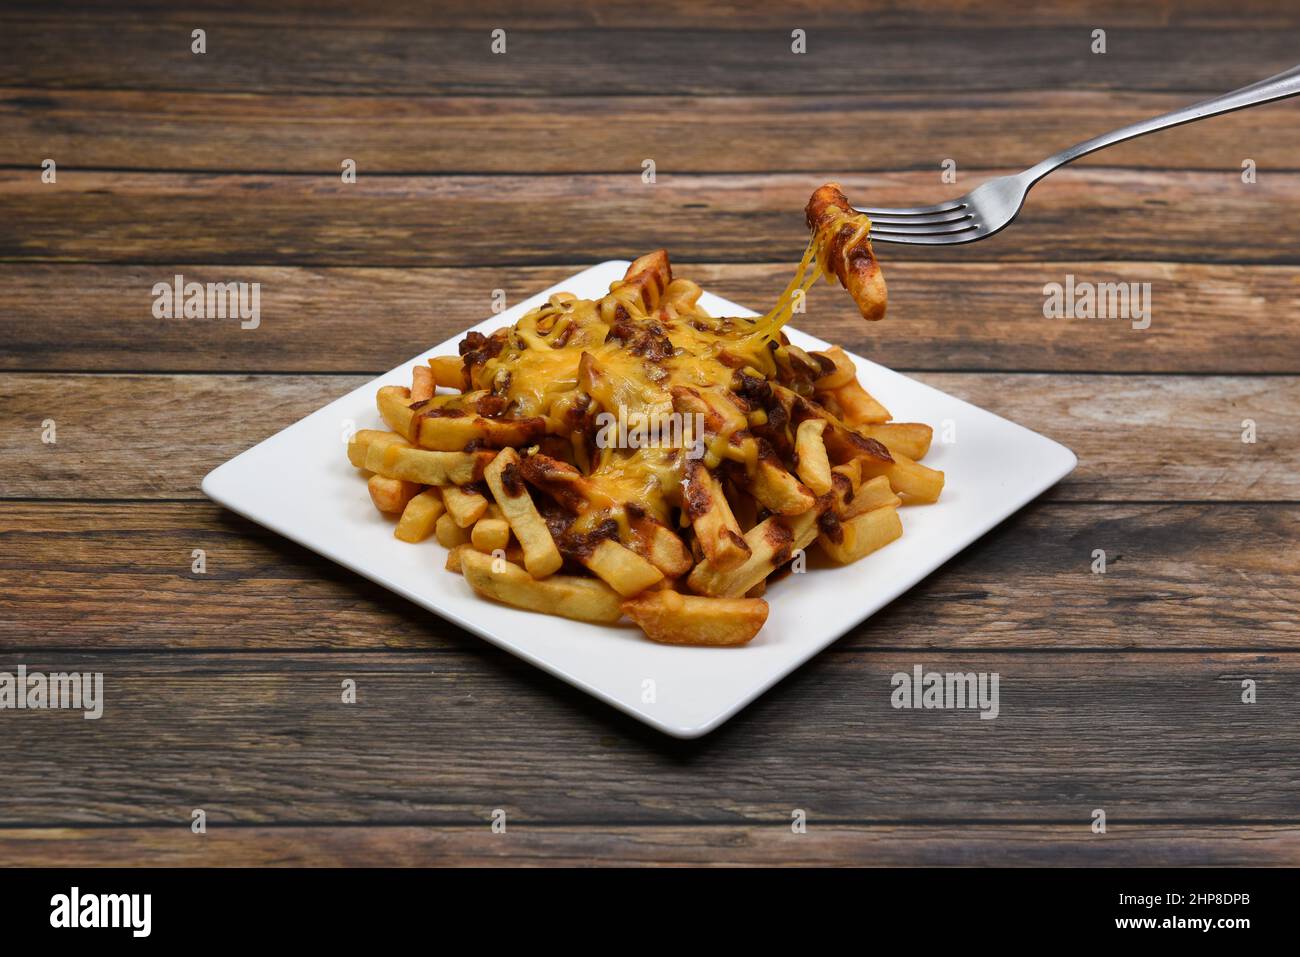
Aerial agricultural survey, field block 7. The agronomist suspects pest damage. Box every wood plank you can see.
[7,89,1299,174]
[3,262,1295,373]
[0,21,1294,96]
[2,373,1294,500]
[0,651,1295,823]
[1,170,1295,265]
[0,823,1294,867]
[7,0,1294,31]
[1,502,1294,652]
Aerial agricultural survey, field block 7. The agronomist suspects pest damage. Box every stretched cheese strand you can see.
[742,204,873,343]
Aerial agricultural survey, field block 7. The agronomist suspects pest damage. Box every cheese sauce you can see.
[469,211,871,528]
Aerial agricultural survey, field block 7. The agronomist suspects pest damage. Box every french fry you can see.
[459,549,623,624]
[831,379,891,425]
[410,365,435,403]
[435,512,470,548]
[445,543,468,573]
[819,504,903,564]
[687,507,821,598]
[368,474,421,514]
[377,385,417,441]
[683,459,750,572]
[362,433,413,473]
[831,459,861,494]
[858,422,933,461]
[579,539,665,597]
[727,482,759,532]
[484,448,563,578]
[625,512,694,577]
[844,474,902,519]
[347,429,406,469]
[414,411,546,452]
[794,419,833,495]
[811,345,857,390]
[518,453,616,513]
[621,590,768,646]
[748,456,816,515]
[442,484,489,528]
[428,356,465,390]
[395,488,445,543]
[857,451,945,504]
[378,445,493,485]
[470,517,511,552]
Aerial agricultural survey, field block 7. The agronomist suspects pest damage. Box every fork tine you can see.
[868,227,983,245]
[864,209,972,226]
[852,201,965,217]
[869,219,978,236]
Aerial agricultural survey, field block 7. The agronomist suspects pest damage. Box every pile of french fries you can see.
[347,185,943,646]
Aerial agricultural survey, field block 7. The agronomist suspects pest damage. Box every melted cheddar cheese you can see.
[463,204,876,530]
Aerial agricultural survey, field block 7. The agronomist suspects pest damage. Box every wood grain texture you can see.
[1,502,1294,652]
[1,20,1294,96]
[2,373,1293,500]
[7,0,1294,30]
[3,262,1295,373]
[0,824,1295,867]
[2,170,1291,266]
[2,0,1296,867]
[0,652,1295,824]
[7,89,1298,174]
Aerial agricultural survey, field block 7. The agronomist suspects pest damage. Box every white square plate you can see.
[204,262,1076,738]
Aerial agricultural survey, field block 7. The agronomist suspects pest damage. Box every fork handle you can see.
[1026,64,1300,183]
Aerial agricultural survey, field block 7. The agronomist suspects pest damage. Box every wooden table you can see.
[2,0,1298,866]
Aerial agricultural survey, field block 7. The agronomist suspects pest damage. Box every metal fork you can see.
[856,64,1300,245]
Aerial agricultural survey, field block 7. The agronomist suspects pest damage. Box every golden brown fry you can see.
[820,504,903,564]
[811,345,857,391]
[395,488,445,543]
[858,422,933,461]
[794,419,833,495]
[445,543,468,573]
[368,474,421,515]
[410,365,435,403]
[805,182,887,322]
[579,539,665,597]
[831,379,891,425]
[844,474,902,519]
[377,445,494,486]
[748,456,816,515]
[857,451,945,503]
[683,459,750,572]
[626,512,694,577]
[376,385,417,441]
[442,484,489,528]
[435,512,470,548]
[459,549,623,624]
[518,453,616,513]
[470,517,511,552]
[687,507,821,598]
[484,448,563,578]
[413,410,546,452]
[428,356,465,391]
[622,590,768,646]
[347,429,406,470]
